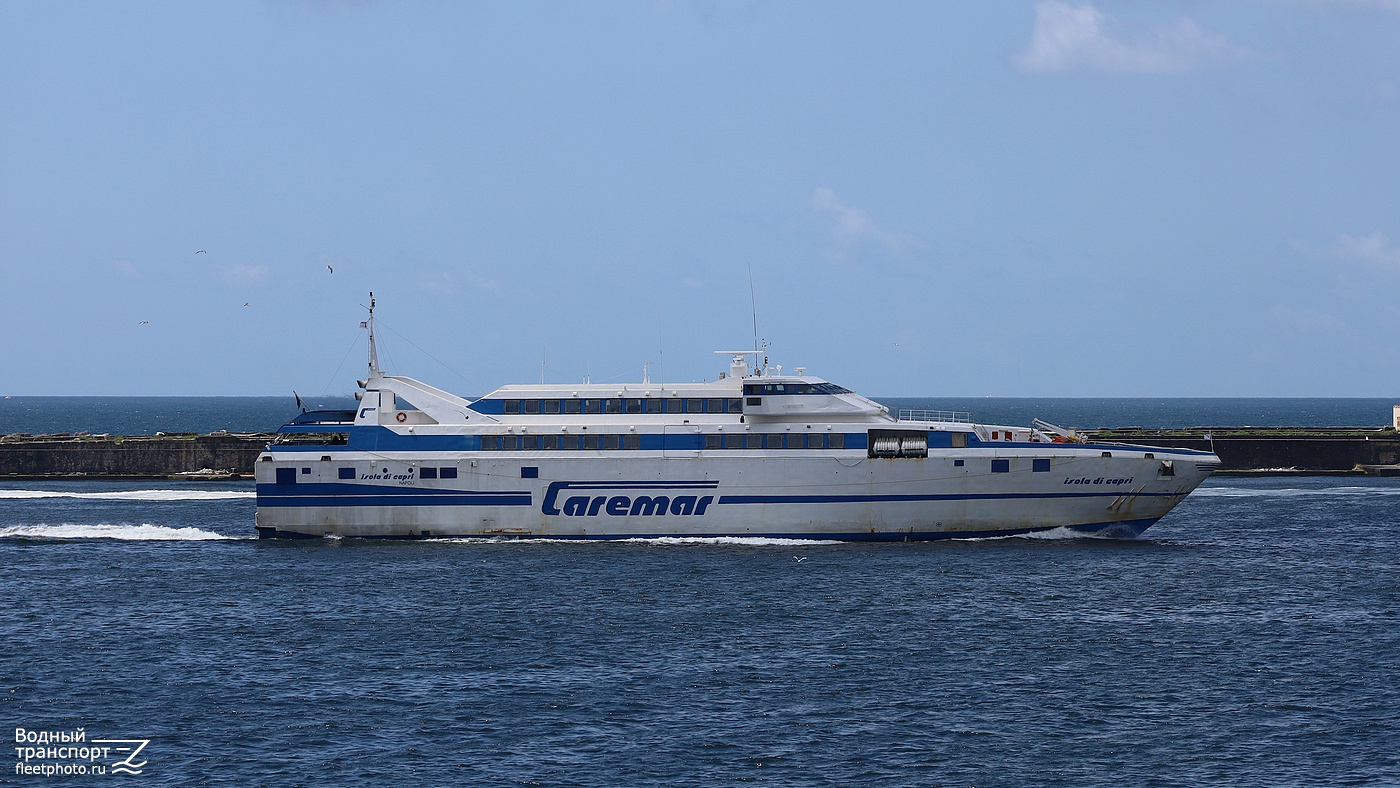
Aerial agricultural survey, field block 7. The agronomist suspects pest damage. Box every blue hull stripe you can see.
[258,495,531,508]
[256,483,531,508]
[717,490,1179,504]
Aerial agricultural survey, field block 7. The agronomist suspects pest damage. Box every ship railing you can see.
[898,409,974,424]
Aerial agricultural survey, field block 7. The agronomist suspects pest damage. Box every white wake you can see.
[0,523,245,540]
[0,489,254,501]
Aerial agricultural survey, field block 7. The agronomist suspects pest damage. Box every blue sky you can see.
[4,1,1400,397]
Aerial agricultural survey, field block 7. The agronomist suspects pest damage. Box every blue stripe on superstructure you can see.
[468,399,505,414]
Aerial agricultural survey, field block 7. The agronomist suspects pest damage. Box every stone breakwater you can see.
[0,433,272,478]
[1,428,1398,478]
[1080,427,1400,473]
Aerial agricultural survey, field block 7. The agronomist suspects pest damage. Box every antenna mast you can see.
[366,292,381,378]
[748,266,759,357]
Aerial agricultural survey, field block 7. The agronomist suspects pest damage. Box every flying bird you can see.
[138,321,149,325]
[195,250,206,254]
[242,302,250,307]
[326,264,334,274]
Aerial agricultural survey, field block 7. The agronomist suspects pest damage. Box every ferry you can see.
[254,296,1220,540]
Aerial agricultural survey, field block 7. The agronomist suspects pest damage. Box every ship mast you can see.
[366,292,381,378]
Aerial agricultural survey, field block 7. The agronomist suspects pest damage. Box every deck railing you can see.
[897,409,974,424]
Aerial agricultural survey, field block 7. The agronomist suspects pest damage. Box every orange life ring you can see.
[396,412,407,423]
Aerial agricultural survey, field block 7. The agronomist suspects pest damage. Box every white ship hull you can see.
[255,447,1215,540]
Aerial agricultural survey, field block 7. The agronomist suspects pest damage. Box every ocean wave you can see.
[1191,486,1400,498]
[0,523,246,540]
[0,489,254,501]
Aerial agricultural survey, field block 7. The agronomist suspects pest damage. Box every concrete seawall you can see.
[1,429,1398,477]
[0,434,271,478]
[1080,429,1400,472]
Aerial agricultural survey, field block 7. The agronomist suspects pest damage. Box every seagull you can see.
[794,556,808,562]
[195,250,206,254]
[242,302,250,307]
[138,321,149,325]
[326,264,334,274]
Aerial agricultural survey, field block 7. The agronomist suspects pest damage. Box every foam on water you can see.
[0,523,245,540]
[0,489,254,501]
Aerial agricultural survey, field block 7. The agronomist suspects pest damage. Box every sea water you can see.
[1,400,1398,784]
